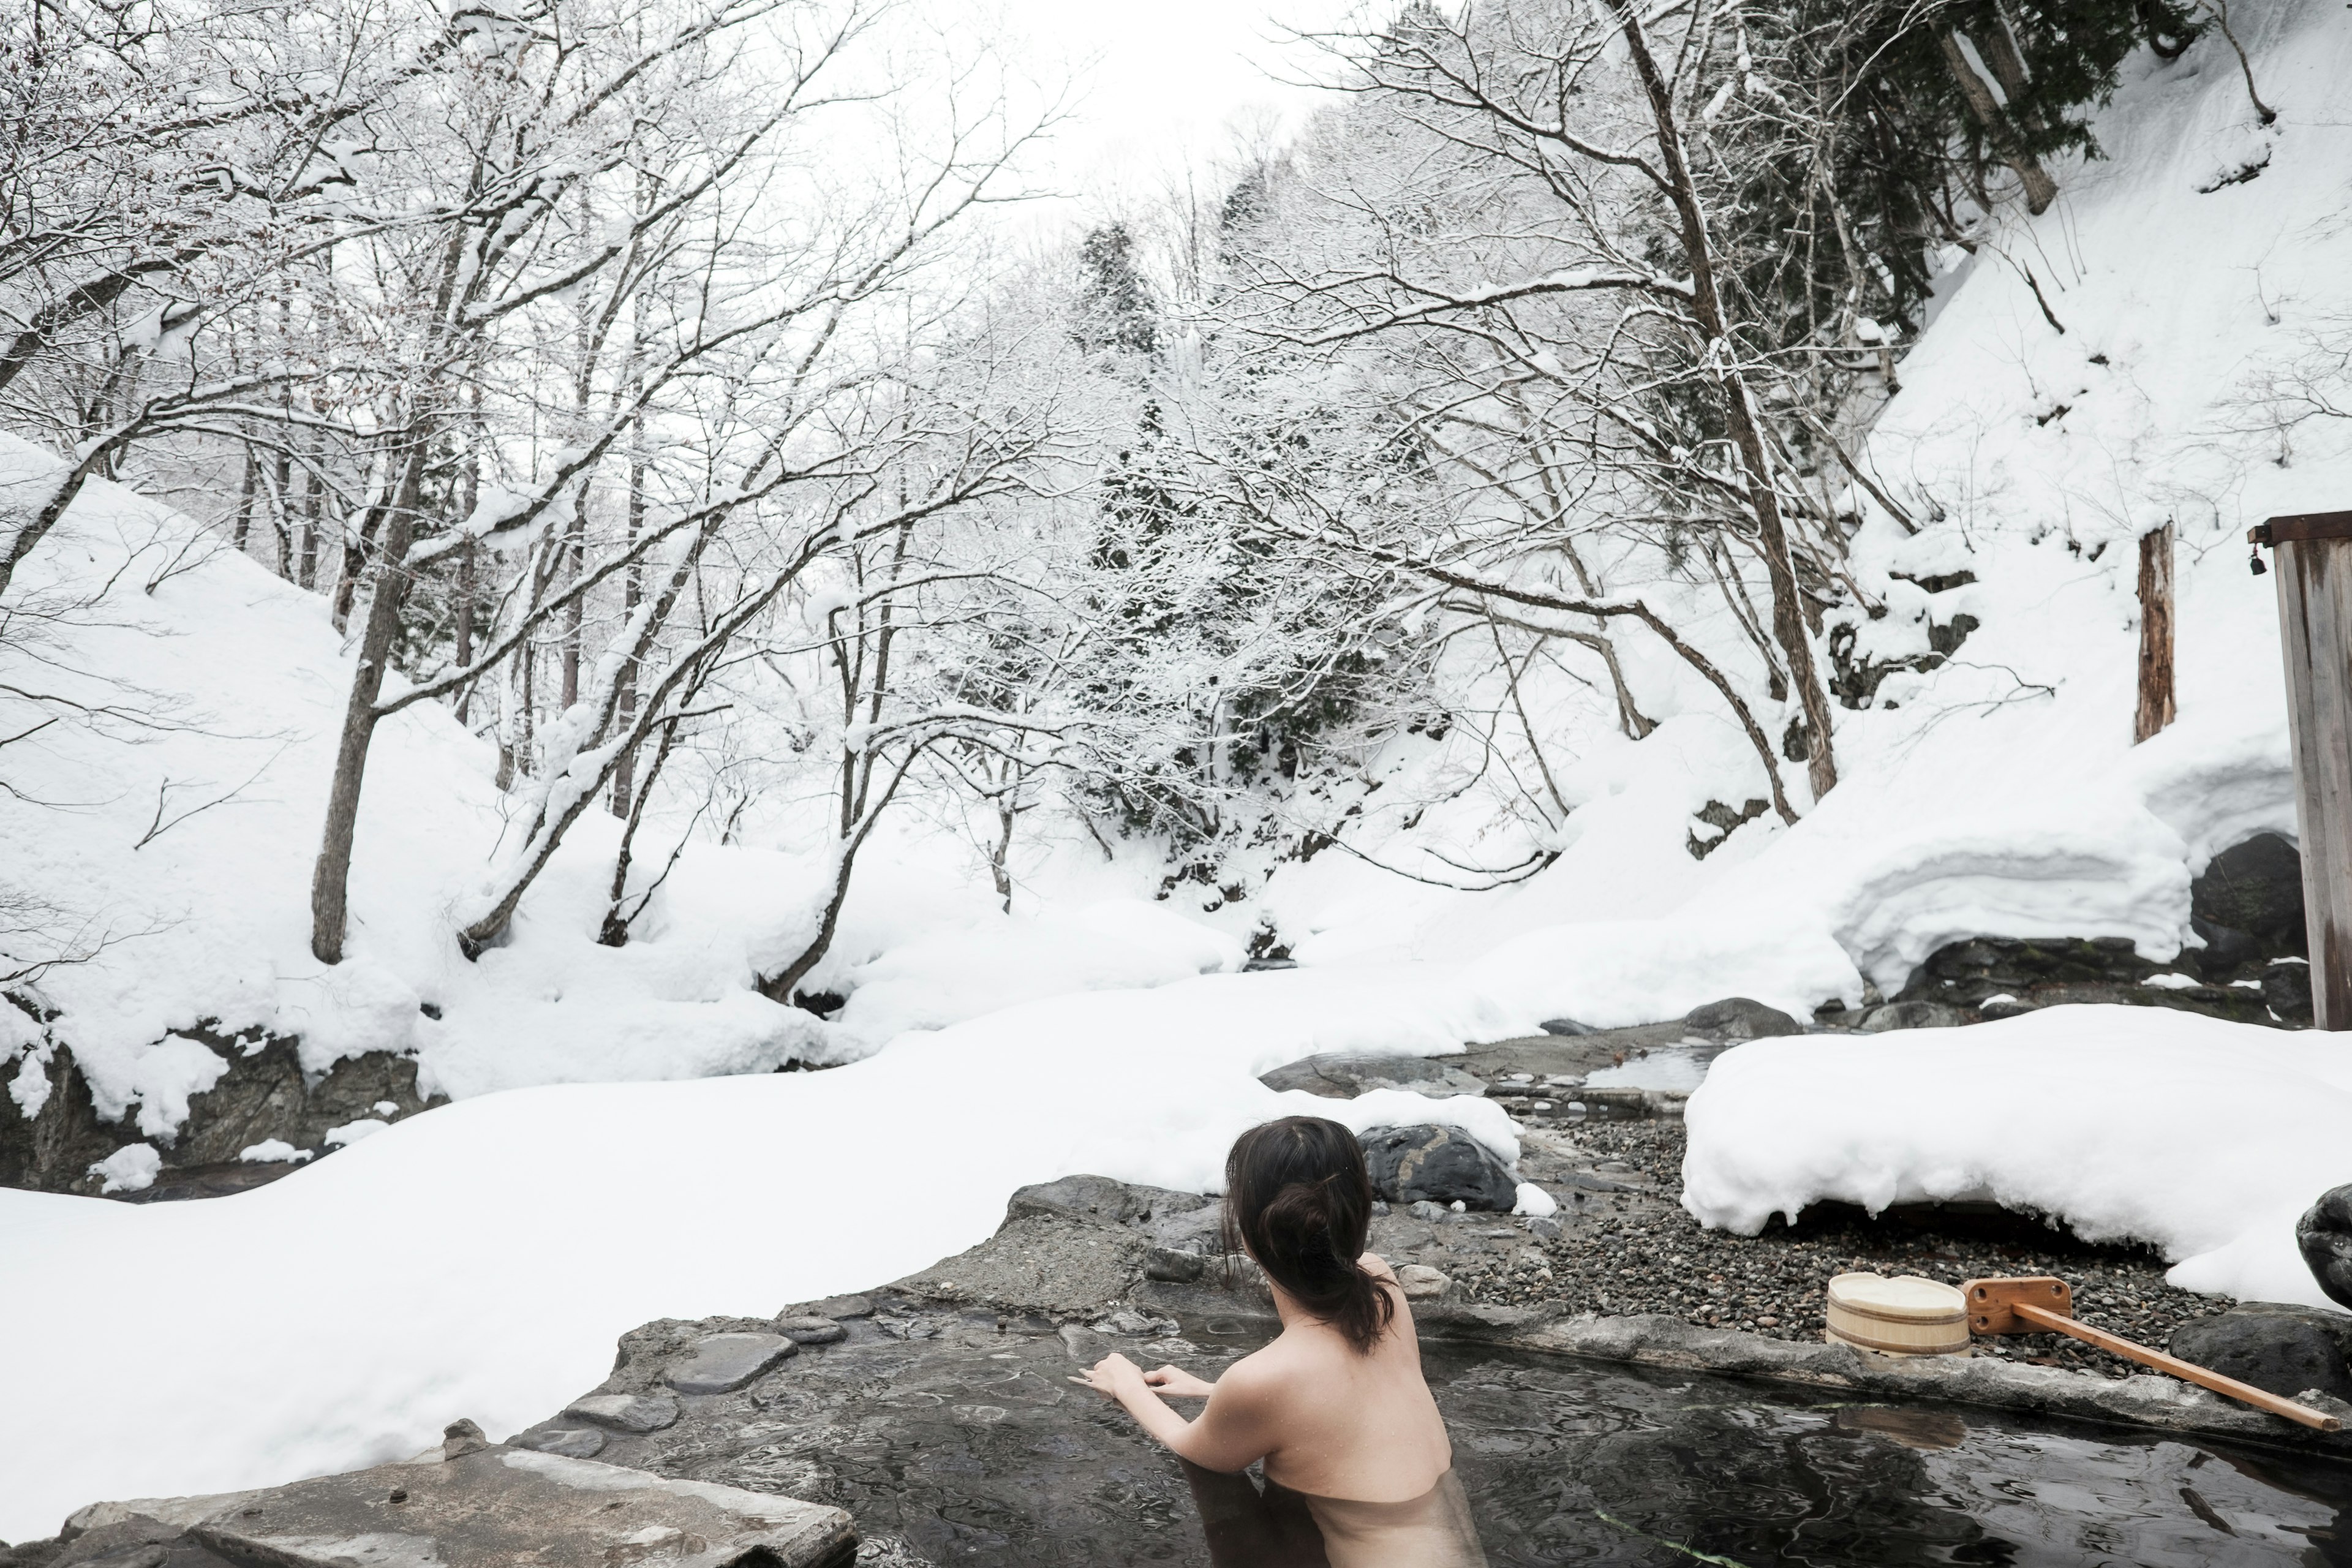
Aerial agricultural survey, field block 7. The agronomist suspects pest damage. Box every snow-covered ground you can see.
[1683,1005,2352,1311]
[0,967,1525,1543]
[4,0,2352,1544]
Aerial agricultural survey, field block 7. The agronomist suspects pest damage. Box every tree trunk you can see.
[454,535,477,724]
[1971,18,2045,134]
[330,501,381,634]
[232,442,257,553]
[560,494,584,709]
[2134,522,2176,744]
[272,424,294,580]
[1937,32,2059,214]
[296,456,320,590]
[1607,0,1839,801]
[609,429,645,815]
[758,848,859,1005]
[309,448,423,964]
[990,794,1016,913]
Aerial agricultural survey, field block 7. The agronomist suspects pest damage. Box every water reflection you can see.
[646,1316,2352,1566]
[1427,1344,2352,1566]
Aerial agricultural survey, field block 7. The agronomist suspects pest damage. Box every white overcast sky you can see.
[989,0,1355,208]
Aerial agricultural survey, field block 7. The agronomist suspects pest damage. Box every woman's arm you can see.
[1074,1353,1276,1472]
[1145,1365,1217,1398]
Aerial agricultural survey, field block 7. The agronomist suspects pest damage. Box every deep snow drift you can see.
[1681,1005,2352,1311]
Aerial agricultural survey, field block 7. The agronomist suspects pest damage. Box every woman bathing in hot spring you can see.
[1072,1115,1488,1568]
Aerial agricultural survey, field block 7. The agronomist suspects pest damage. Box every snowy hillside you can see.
[4,0,2352,1545]
[0,435,1260,1152]
[1259,0,2350,990]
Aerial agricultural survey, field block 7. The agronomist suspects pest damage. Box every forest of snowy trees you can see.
[0,0,2263,1005]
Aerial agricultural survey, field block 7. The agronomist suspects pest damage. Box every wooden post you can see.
[2134,522,2176,744]
[2255,510,2352,1030]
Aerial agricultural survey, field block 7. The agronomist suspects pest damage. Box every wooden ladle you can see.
[1961,1276,2343,1432]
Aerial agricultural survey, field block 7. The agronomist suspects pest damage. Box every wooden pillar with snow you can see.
[2253,510,2352,1030]
[2135,522,2176,744]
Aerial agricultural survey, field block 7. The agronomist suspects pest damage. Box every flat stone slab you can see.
[1257,1052,1489,1099]
[562,1393,680,1433]
[47,1443,852,1568]
[894,1213,1146,1316]
[664,1332,796,1395]
[775,1316,847,1345]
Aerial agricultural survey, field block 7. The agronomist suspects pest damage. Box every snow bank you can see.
[1681,1006,2352,1310]
[0,960,1524,1540]
[825,899,1245,1052]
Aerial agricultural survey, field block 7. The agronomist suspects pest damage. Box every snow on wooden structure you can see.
[2253,510,2352,1030]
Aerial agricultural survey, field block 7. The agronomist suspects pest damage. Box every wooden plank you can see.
[2259,511,2352,544]
[2273,537,2352,1029]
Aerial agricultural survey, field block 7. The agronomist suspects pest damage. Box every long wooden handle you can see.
[2013,1302,2344,1431]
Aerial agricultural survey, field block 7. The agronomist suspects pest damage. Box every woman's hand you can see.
[1143,1365,1216,1399]
[1069,1352,1151,1402]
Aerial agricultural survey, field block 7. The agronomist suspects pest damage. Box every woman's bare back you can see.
[1219,1255,1452,1502]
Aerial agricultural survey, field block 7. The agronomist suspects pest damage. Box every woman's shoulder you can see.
[1216,1340,1308,1406]
[1359,1251,1399,1284]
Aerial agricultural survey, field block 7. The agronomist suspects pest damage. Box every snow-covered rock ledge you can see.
[1681,1006,2352,1308]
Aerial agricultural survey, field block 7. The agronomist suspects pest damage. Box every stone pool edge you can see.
[1493,1307,2352,1457]
[1129,1281,2352,1457]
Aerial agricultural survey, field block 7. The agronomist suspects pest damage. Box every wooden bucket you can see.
[1823,1273,1970,1357]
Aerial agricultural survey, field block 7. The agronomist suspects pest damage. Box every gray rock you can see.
[1683,998,1802,1041]
[774,1316,846,1346]
[1408,1200,1447,1221]
[1395,1264,1449,1301]
[2299,1185,2352,1312]
[664,1331,797,1395]
[1858,1000,1969,1032]
[1525,1216,1564,1240]
[812,1294,873,1319]
[1358,1125,1518,1212]
[2168,1304,2352,1402]
[50,1440,853,1568]
[1257,1052,1488,1099]
[1005,1174,1142,1226]
[2192,833,2306,960]
[563,1393,680,1433]
[519,1427,606,1458]
[1145,1203,1223,1254]
[1537,1017,1596,1036]
[1144,1246,1207,1283]
[1058,1324,1109,1364]
[2266,960,2314,1025]
[442,1418,489,1460]
[893,1212,1145,1317]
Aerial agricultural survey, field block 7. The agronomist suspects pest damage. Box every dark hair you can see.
[1223,1116,1395,1355]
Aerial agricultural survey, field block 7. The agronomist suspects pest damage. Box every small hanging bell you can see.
[2250,549,2269,576]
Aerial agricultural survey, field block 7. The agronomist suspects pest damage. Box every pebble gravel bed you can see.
[1444,1119,2215,1379]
